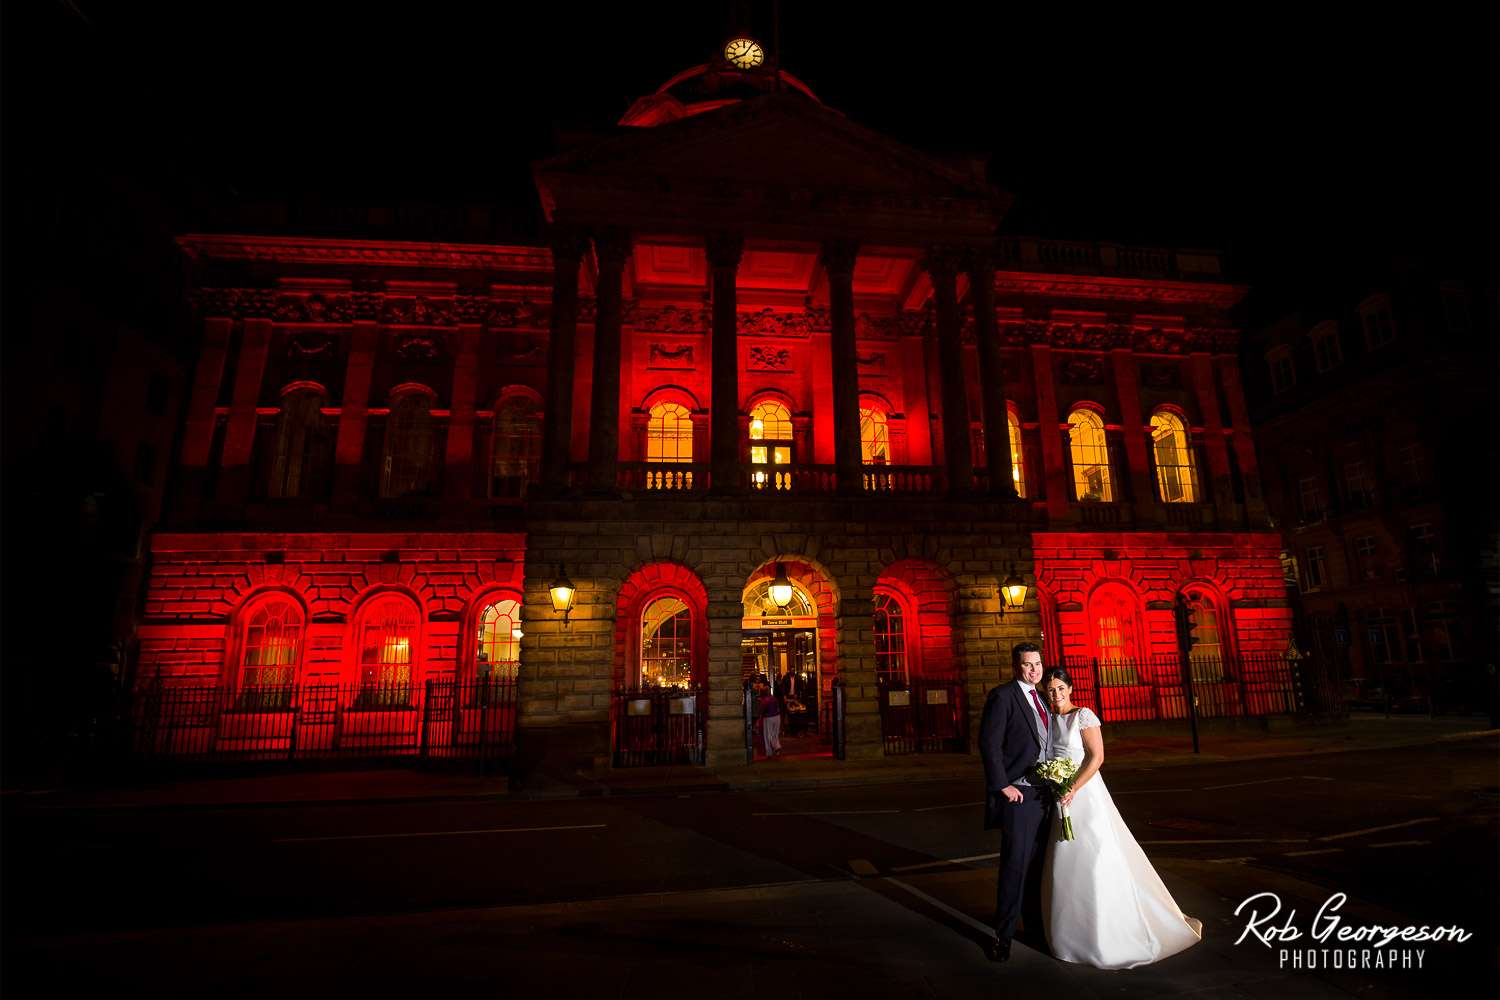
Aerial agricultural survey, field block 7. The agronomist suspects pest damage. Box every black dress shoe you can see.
[986,937,1011,962]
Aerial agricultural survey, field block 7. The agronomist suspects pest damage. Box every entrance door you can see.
[741,628,819,734]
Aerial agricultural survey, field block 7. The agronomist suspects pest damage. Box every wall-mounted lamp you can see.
[550,565,576,626]
[768,563,794,609]
[1001,573,1028,613]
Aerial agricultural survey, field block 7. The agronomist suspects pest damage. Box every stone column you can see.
[925,249,973,494]
[968,253,1017,498]
[1110,349,1159,523]
[1217,356,1270,526]
[836,592,882,758]
[444,327,480,499]
[333,321,379,505]
[216,316,273,503]
[706,234,745,493]
[1188,352,1236,524]
[540,230,588,493]
[587,230,631,494]
[1030,343,1071,521]
[704,597,747,766]
[822,241,863,495]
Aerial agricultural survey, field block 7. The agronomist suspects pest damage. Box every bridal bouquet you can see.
[1033,758,1080,841]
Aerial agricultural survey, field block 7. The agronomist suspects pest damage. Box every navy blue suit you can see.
[979,680,1051,945]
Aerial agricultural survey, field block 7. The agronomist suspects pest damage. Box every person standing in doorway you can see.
[759,684,783,757]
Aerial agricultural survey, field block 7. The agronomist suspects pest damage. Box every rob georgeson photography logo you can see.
[1234,892,1473,970]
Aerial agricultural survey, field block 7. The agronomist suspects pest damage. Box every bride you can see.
[1039,666,1203,969]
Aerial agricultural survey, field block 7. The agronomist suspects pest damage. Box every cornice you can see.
[992,271,1247,309]
[176,234,552,272]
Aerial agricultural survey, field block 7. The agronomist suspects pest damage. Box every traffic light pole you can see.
[1174,595,1201,754]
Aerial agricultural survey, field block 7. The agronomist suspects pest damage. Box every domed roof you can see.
[619,63,825,128]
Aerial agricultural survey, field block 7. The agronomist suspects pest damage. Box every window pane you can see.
[1068,409,1113,501]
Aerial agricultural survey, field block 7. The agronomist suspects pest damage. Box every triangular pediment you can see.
[538,94,996,202]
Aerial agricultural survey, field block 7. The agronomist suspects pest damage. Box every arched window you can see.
[1088,583,1140,684]
[1068,408,1113,502]
[476,598,521,681]
[873,591,907,685]
[491,394,541,498]
[268,386,326,499]
[640,596,693,688]
[1007,409,1028,498]
[1150,410,1198,503]
[748,399,794,491]
[238,596,303,708]
[382,389,438,498]
[1183,588,1226,681]
[859,402,890,465]
[356,595,419,704]
[646,400,694,490]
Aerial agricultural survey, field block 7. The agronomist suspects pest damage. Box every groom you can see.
[979,640,1052,962]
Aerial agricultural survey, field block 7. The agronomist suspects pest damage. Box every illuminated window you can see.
[1149,410,1198,503]
[646,401,694,490]
[1310,321,1343,373]
[640,596,693,688]
[1359,294,1396,350]
[743,579,815,619]
[1007,410,1028,498]
[859,402,890,465]
[491,395,541,499]
[873,591,907,685]
[1088,583,1139,684]
[748,399,794,491]
[1266,346,1295,394]
[476,598,520,681]
[238,597,302,707]
[268,387,326,499]
[1067,408,1113,502]
[1183,589,1225,681]
[382,389,438,498]
[357,595,418,703]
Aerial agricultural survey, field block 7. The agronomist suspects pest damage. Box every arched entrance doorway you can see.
[742,575,824,756]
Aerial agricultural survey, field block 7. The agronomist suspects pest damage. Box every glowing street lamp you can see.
[769,564,794,610]
[550,565,576,626]
[1001,573,1028,613]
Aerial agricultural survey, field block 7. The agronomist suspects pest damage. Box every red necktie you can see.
[1030,688,1048,727]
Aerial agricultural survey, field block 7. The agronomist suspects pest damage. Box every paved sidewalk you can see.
[5,713,1493,812]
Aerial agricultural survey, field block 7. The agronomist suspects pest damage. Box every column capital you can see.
[593,229,634,269]
[919,246,964,282]
[705,233,745,271]
[818,240,861,279]
[546,226,591,264]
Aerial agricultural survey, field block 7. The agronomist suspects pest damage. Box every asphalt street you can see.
[5,735,1495,998]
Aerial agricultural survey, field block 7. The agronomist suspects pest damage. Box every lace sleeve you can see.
[1078,707,1102,730]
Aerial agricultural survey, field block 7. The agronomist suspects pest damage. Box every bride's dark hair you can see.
[1041,666,1072,690]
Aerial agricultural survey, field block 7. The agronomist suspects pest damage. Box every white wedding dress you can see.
[1041,707,1203,969]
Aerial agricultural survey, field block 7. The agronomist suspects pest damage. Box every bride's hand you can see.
[1059,790,1075,808]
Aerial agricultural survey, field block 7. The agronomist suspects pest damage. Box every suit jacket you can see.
[979,680,1046,829]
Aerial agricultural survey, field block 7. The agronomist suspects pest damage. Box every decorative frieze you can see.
[748,345,793,371]
[647,342,696,370]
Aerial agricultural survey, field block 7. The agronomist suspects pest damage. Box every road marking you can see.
[1284,848,1344,857]
[274,823,606,843]
[885,878,997,937]
[1318,818,1438,842]
[1368,840,1431,849]
[891,852,1001,873]
[1206,857,1258,864]
[1139,838,1308,845]
[751,809,901,817]
[913,800,985,812]
[1300,775,1336,781]
[848,859,879,877]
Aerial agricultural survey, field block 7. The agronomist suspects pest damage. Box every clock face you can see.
[724,37,764,70]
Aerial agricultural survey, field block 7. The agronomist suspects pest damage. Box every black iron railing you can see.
[130,678,516,763]
[1058,654,1301,723]
[878,678,967,755]
[611,687,706,767]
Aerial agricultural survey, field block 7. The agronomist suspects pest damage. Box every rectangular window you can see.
[1269,352,1296,394]
[1368,609,1402,663]
[1361,300,1397,349]
[1298,475,1323,520]
[1354,535,1379,579]
[1408,522,1439,575]
[1344,459,1372,509]
[1312,327,1343,372]
[1302,546,1326,591]
[1398,442,1426,486]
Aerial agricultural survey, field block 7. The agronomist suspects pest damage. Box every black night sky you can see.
[3,1,1496,321]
